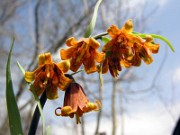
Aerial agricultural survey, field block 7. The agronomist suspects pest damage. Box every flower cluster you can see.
[24,19,160,124]
[101,20,159,77]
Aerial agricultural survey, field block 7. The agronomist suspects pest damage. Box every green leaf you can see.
[17,61,25,75]
[6,38,23,135]
[151,34,175,52]
[132,32,175,52]
[17,59,46,135]
[30,84,46,135]
[84,0,102,38]
[46,126,51,135]
[101,36,110,44]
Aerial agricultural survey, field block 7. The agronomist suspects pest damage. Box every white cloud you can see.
[172,67,180,84]
[50,101,180,135]
[157,0,168,7]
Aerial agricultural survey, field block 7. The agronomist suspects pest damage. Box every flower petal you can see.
[46,85,58,100]
[145,43,160,54]
[107,25,120,39]
[102,40,113,52]
[57,60,70,73]
[101,59,109,74]
[25,71,35,82]
[89,37,100,49]
[139,46,153,64]
[120,60,132,68]
[83,100,101,112]
[95,51,105,63]
[70,58,83,72]
[31,72,46,96]
[38,52,52,66]
[66,37,79,47]
[59,106,75,116]
[83,56,97,74]
[121,19,133,33]
[60,47,76,60]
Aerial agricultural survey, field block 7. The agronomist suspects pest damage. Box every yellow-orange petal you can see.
[120,60,132,68]
[121,19,133,33]
[57,60,70,73]
[145,43,160,54]
[94,51,105,63]
[30,72,46,96]
[25,71,35,82]
[102,40,113,52]
[70,59,83,72]
[139,46,153,64]
[38,52,53,66]
[83,56,97,74]
[83,100,101,112]
[60,47,76,60]
[101,59,109,74]
[46,85,58,100]
[89,37,100,49]
[142,55,153,64]
[107,25,120,39]
[131,54,142,67]
[55,106,74,116]
[58,75,72,91]
[146,35,154,42]
[66,37,79,47]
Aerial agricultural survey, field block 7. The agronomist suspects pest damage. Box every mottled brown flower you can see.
[60,37,105,74]
[102,20,160,77]
[55,82,101,124]
[25,53,72,99]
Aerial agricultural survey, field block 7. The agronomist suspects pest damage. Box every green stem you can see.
[71,69,84,76]
[28,91,47,135]
[93,32,108,40]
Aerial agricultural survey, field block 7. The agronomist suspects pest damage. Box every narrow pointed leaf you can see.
[17,61,25,75]
[101,36,110,44]
[17,56,46,135]
[6,38,23,135]
[132,32,175,52]
[150,34,175,52]
[84,0,102,38]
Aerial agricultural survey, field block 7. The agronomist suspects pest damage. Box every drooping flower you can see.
[102,20,135,77]
[25,52,72,99]
[55,82,101,124]
[60,37,105,74]
[102,19,160,77]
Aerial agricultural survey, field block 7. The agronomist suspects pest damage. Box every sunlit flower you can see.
[102,20,135,77]
[60,37,105,74]
[55,82,101,124]
[102,19,160,77]
[25,52,72,99]
[129,35,160,65]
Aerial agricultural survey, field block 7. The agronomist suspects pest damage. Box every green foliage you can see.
[151,34,175,52]
[132,32,175,52]
[17,62,46,135]
[6,38,23,135]
[84,0,102,38]
[101,36,110,44]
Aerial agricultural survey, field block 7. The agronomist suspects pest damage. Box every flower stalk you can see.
[28,91,47,135]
